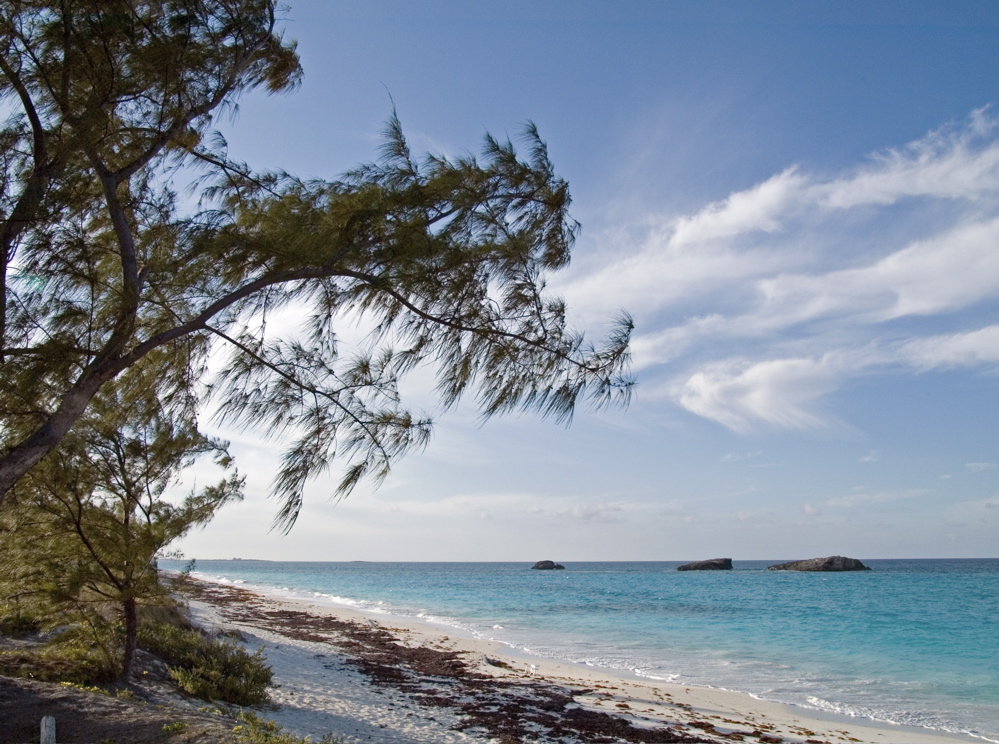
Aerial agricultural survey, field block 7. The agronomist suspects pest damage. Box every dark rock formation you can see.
[767,556,871,572]
[531,560,565,570]
[676,558,733,571]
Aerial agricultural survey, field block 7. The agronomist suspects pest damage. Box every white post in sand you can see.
[40,715,56,744]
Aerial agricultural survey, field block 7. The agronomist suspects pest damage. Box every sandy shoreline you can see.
[181,576,977,744]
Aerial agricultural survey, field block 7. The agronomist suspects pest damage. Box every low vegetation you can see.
[0,594,273,704]
[138,619,272,706]
[0,589,310,742]
[232,711,340,744]
[0,674,340,744]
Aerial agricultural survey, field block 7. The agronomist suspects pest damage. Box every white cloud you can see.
[559,502,627,523]
[818,108,999,208]
[573,110,999,432]
[629,220,999,379]
[674,355,845,432]
[670,168,805,246]
[669,321,999,432]
[867,217,999,320]
[564,230,789,324]
[949,494,999,523]
[900,325,999,370]
[720,451,763,463]
[569,110,999,321]
[366,490,539,518]
[749,216,999,329]
[966,462,998,472]
[825,489,924,510]
[510,497,696,528]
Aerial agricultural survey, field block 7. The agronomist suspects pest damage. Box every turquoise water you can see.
[159,559,999,741]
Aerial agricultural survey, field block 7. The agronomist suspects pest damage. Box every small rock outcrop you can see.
[530,560,565,570]
[767,556,871,572]
[676,558,733,571]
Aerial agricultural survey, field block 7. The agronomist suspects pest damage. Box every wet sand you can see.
[183,577,976,744]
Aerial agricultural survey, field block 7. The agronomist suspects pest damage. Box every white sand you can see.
[186,580,977,744]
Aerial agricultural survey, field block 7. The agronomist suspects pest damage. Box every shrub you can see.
[233,711,340,744]
[0,639,118,685]
[0,611,42,637]
[167,642,271,706]
[138,621,273,706]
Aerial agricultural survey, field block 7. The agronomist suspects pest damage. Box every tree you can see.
[0,0,633,527]
[0,363,243,684]
[0,0,302,498]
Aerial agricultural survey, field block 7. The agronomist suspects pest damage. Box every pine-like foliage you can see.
[0,1,633,527]
[0,363,243,683]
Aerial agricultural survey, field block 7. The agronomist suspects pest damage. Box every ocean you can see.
[157,558,999,742]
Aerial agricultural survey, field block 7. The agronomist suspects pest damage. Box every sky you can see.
[173,0,999,562]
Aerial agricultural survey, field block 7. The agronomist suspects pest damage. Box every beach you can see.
[182,577,978,744]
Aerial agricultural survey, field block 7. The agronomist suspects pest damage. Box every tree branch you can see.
[205,323,392,463]
[0,52,55,363]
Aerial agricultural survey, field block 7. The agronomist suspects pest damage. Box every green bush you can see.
[138,622,272,705]
[233,711,340,744]
[0,637,118,685]
[0,610,42,637]
[0,598,119,685]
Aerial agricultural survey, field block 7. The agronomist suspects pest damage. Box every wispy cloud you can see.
[750,216,999,326]
[817,108,999,208]
[524,497,689,525]
[675,355,844,432]
[966,462,998,472]
[670,323,999,431]
[949,493,999,523]
[559,502,627,523]
[670,167,806,246]
[899,326,999,370]
[567,109,999,432]
[825,489,925,510]
[720,451,763,463]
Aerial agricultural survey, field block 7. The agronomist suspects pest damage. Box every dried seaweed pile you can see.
[187,580,823,744]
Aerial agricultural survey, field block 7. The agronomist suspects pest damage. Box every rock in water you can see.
[767,556,871,572]
[531,560,565,570]
[676,558,733,571]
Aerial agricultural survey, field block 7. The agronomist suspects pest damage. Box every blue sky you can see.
[174,0,999,561]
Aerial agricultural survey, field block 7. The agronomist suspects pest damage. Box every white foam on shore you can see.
[802,696,999,744]
[182,575,983,744]
[185,593,480,743]
[187,570,995,742]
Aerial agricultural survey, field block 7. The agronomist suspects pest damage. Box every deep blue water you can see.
[158,559,999,741]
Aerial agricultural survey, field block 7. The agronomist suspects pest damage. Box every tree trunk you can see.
[0,366,116,503]
[120,595,138,686]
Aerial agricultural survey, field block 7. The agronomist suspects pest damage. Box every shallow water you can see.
[158,558,999,742]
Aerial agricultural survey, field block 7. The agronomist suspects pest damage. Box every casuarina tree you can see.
[0,1,633,528]
[0,362,243,684]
